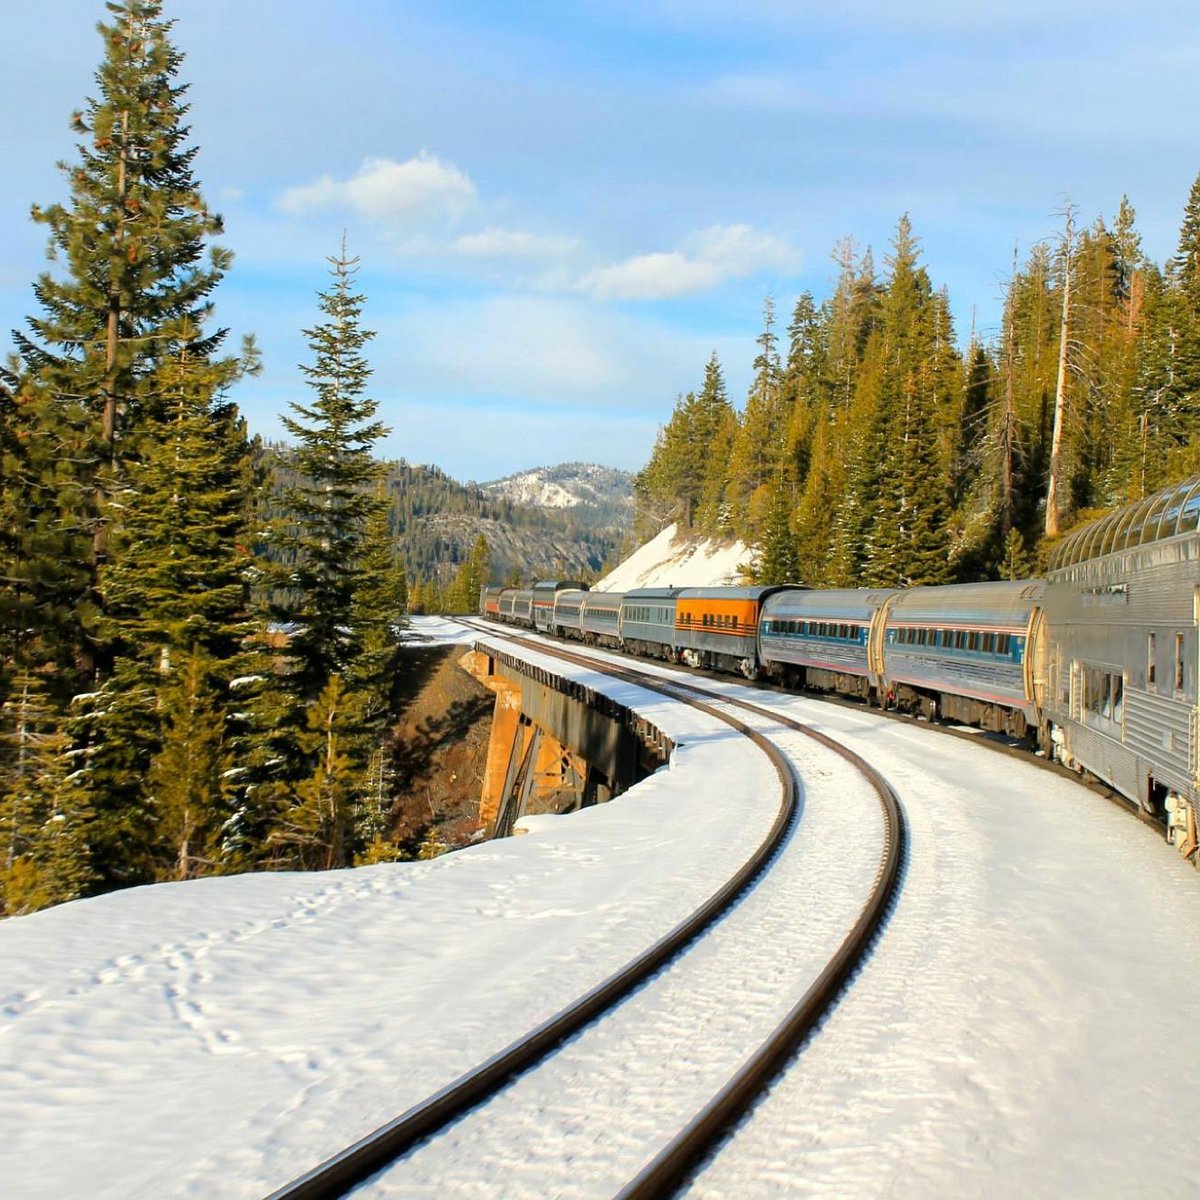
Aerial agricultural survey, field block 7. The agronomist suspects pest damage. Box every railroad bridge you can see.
[460,645,674,837]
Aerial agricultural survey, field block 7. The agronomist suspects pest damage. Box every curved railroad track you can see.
[266,620,904,1200]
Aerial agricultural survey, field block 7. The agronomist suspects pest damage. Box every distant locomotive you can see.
[481,475,1200,866]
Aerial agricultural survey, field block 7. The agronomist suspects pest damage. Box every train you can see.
[480,474,1200,867]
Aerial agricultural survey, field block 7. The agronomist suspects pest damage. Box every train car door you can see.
[1026,603,1048,723]
[867,592,895,696]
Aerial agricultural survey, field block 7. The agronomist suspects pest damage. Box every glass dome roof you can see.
[1048,475,1200,571]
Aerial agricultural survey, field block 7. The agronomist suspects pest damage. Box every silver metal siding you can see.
[885,651,1026,707]
[1124,688,1195,790]
[1062,722,1143,798]
[760,635,870,674]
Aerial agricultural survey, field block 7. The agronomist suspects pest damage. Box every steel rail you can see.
[614,686,905,1198]
[470,621,907,1199]
[265,631,798,1200]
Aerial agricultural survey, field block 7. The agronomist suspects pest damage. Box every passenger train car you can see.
[479,474,1200,865]
[1039,477,1200,857]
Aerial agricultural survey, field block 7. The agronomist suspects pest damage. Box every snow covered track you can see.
[305,624,904,1200]
[267,631,807,1199]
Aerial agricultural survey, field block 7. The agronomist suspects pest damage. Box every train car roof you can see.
[1048,473,1200,571]
[624,587,684,599]
[884,580,1045,626]
[675,586,781,601]
[582,590,624,604]
[762,587,897,620]
[532,580,590,592]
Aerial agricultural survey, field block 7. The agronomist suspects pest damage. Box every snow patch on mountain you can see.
[594,524,752,591]
[481,463,634,519]
[490,473,580,509]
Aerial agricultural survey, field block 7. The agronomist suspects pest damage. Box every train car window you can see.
[1179,484,1200,534]
[1146,490,1177,541]
[1148,633,1156,687]
[997,633,1011,656]
[1081,666,1125,729]
[1095,511,1120,557]
[1156,492,1188,540]
[967,632,980,652]
[1175,633,1185,690]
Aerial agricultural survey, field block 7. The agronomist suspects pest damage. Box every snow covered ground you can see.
[536,635,1200,1199]
[594,523,752,591]
[3,617,1200,1199]
[0,620,779,1199]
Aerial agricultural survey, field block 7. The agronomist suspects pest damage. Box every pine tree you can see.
[347,498,408,709]
[3,0,240,685]
[728,297,788,539]
[0,671,95,914]
[781,292,825,486]
[270,675,359,870]
[1132,171,1200,487]
[146,650,231,880]
[100,333,257,667]
[754,475,803,584]
[448,534,491,613]
[274,245,388,699]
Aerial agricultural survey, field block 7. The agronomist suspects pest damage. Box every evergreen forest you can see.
[0,3,414,914]
[635,200,1200,586]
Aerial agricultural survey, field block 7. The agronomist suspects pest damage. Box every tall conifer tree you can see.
[274,245,388,699]
[3,0,239,685]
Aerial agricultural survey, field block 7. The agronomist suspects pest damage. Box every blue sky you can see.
[2,1,1198,481]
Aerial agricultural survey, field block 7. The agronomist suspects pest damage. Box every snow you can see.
[360,701,888,1197]
[538,640,1200,1198]
[485,471,581,509]
[594,522,753,591]
[0,619,778,1199]
[3,618,1200,1199]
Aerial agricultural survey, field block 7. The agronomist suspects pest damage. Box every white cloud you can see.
[579,224,800,300]
[452,228,580,260]
[683,224,801,273]
[278,153,477,226]
[581,252,721,300]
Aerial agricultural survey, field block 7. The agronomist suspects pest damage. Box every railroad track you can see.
[267,622,904,1200]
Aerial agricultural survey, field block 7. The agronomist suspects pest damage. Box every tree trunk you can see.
[1045,209,1074,538]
